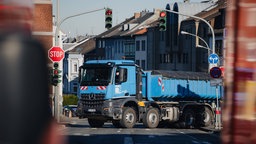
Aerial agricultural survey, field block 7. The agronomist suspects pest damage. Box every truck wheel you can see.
[112,120,122,128]
[143,108,160,128]
[180,109,195,128]
[88,118,104,128]
[198,107,214,127]
[120,107,137,128]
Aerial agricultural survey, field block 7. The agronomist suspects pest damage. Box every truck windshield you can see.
[80,67,112,86]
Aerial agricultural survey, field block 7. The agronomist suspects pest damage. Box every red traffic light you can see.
[105,9,112,15]
[53,69,58,75]
[160,11,166,17]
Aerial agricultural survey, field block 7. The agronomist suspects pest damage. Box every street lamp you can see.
[181,31,211,52]
[165,9,215,55]
[181,30,212,72]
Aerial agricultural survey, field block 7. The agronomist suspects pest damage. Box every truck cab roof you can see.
[85,60,135,65]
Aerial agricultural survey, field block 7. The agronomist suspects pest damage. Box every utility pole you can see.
[53,1,105,122]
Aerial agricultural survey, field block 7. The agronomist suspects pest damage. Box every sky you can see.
[52,0,203,37]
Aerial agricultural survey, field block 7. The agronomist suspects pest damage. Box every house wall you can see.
[135,35,147,70]
[33,0,53,60]
[64,53,84,94]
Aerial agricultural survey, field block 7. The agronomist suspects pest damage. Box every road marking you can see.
[70,121,77,124]
[73,133,82,135]
[177,130,213,144]
[148,135,155,138]
[202,142,212,144]
[177,130,197,140]
[73,133,90,136]
[124,137,134,144]
[192,140,200,144]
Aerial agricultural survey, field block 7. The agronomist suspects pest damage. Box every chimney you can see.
[134,12,140,18]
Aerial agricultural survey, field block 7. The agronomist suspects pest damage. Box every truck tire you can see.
[112,120,122,128]
[88,118,104,128]
[180,109,195,128]
[120,107,137,128]
[143,108,160,128]
[198,107,214,127]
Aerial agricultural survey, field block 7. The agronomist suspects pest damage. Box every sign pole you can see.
[215,86,218,129]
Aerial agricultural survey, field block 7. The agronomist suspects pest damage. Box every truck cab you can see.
[77,60,142,128]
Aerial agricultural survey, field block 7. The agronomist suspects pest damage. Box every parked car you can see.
[63,105,77,117]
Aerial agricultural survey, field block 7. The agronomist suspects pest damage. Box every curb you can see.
[199,127,221,134]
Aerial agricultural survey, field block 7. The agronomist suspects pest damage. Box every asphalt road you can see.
[58,117,221,144]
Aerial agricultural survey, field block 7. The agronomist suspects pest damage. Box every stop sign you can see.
[48,46,64,62]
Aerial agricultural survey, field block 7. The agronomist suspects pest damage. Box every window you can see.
[136,60,140,66]
[73,86,77,93]
[136,41,140,51]
[118,41,121,53]
[170,53,173,63]
[160,54,163,63]
[183,53,188,64]
[73,63,78,73]
[165,54,170,63]
[216,40,223,56]
[141,60,145,70]
[115,67,128,84]
[98,40,101,48]
[142,40,146,51]
[178,54,182,63]
[102,40,105,48]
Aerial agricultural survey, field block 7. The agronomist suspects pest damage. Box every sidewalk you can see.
[56,115,77,130]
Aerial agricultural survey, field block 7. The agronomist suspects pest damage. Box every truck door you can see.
[114,66,136,98]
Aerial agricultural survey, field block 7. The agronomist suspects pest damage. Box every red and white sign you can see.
[48,46,64,62]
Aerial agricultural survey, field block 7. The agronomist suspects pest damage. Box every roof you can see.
[68,38,95,54]
[85,60,135,65]
[151,70,211,80]
[183,0,226,21]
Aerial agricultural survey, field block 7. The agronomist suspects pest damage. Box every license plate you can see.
[88,109,96,112]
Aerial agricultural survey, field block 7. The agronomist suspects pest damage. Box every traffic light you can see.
[159,10,167,31]
[105,8,112,29]
[51,62,61,86]
[48,68,53,84]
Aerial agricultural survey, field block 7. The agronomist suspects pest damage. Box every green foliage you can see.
[63,94,78,106]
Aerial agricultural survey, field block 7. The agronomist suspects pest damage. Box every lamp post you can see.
[54,0,105,122]
[181,30,212,71]
[165,9,215,55]
[181,31,211,52]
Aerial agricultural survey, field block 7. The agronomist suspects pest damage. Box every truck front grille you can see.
[80,93,105,108]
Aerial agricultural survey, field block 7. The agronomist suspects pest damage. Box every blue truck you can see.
[77,60,222,128]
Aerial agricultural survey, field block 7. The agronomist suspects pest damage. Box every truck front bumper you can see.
[77,100,123,120]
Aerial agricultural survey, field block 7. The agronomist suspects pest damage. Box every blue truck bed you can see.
[142,70,222,101]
